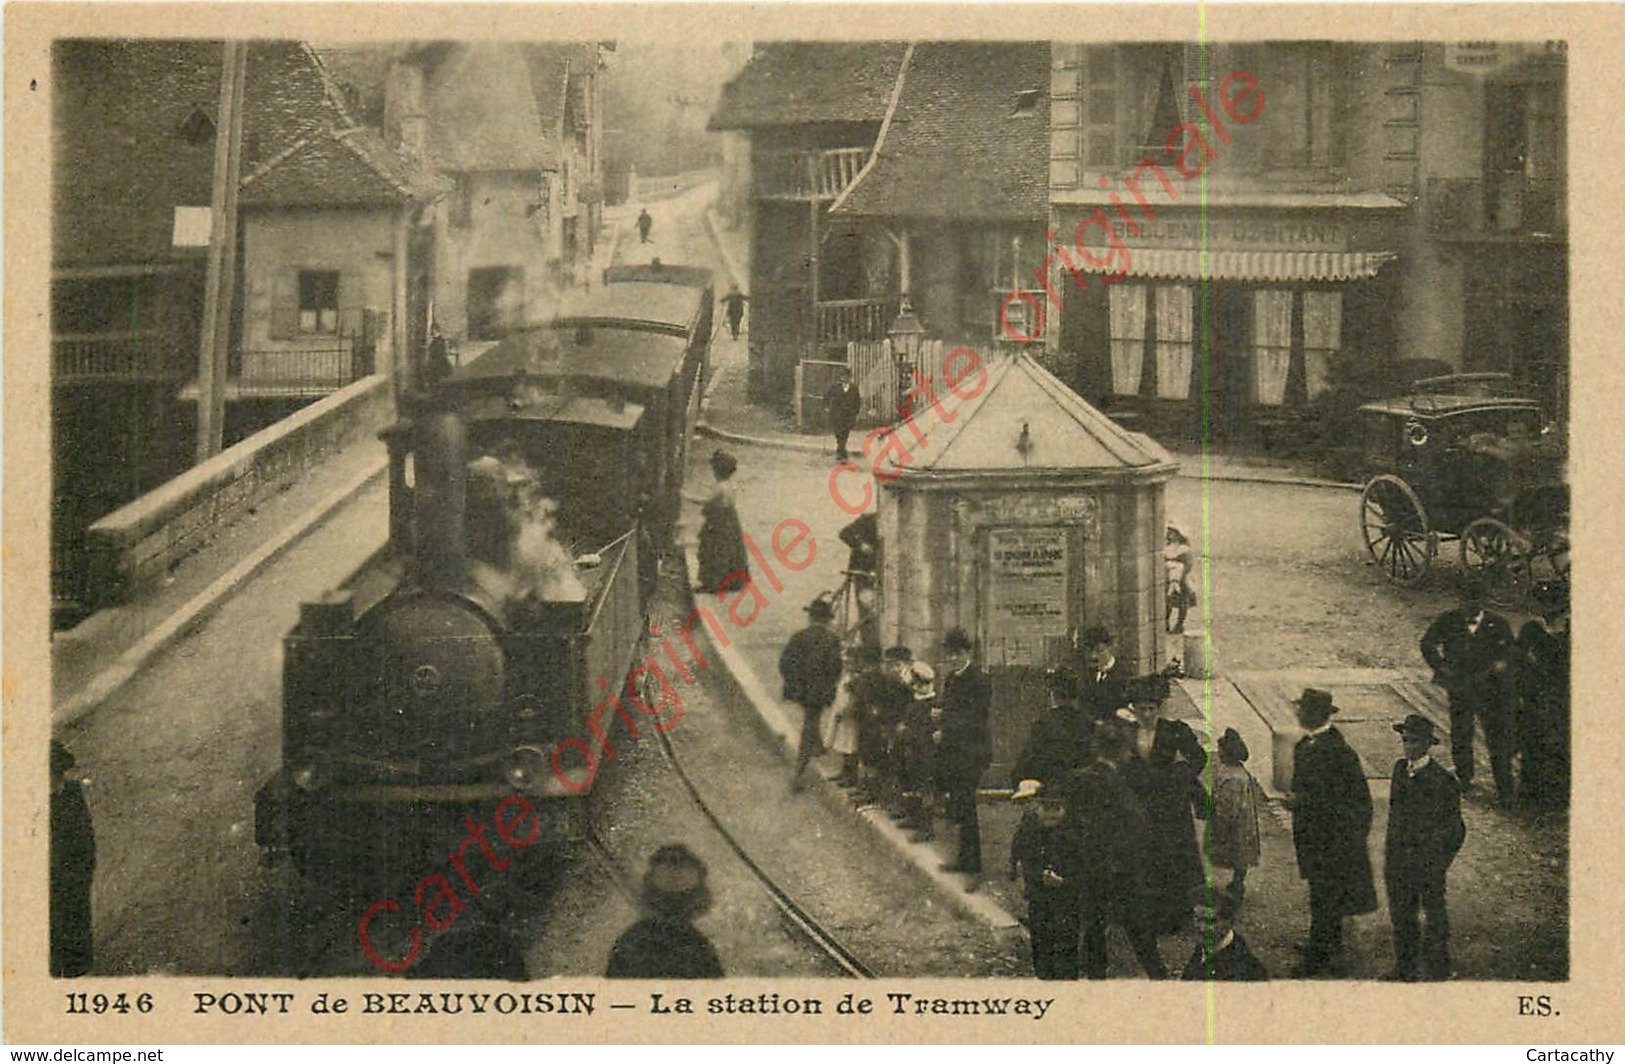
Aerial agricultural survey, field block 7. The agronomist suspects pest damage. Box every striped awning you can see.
[1082,248,1398,282]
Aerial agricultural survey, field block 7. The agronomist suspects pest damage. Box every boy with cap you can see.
[1009,777,1084,979]
[780,595,846,792]
[1383,713,1466,982]
[606,844,724,978]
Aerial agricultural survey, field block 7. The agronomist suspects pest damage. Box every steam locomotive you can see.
[254,264,715,883]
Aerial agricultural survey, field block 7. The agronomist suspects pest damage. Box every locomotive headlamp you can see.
[504,746,549,791]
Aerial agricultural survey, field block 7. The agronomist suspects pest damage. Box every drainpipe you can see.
[392,204,411,410]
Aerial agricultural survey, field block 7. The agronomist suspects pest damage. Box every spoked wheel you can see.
[1461,516,1526,606]
[1361,474,1433,585]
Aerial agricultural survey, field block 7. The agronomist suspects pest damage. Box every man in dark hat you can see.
[780,595,846,792]
[1009,777,1084,979]
[51,740,95,978]
[1182,885,1269,981]
[1076,625,1132,725]
[935,627,992,886]
[636,207,653,244]
[1287,688,1377,977]
[1420,585,1517,806]
[825,366,862,463]
[1012,666,1092,798]
[606,844,723,978]
[1383,713,1466,982]
[1516,579,1570,810]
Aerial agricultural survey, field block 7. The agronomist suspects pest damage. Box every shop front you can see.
[1052,197,1404,447]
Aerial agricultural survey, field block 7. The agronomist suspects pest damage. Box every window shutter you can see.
[270,272,297,340]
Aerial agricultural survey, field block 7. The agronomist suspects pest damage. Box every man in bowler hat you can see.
[1383,714,1466,981]
[935,627,992,887]
[1287,688,1377,977]
[780,595,846,792]
[1076,625,1132,725]
[606,844,723,978]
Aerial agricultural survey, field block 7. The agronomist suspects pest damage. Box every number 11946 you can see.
[65,992,154,1015]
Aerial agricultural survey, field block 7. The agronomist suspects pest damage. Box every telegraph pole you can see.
[195,41,248,462]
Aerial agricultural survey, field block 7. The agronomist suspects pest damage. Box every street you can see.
[51,181,1565,983]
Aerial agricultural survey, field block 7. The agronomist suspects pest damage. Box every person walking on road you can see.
[1420,587,1517,806]
[780,595,846,793]
[1287,688,1377,977]
[696,449,750,596]
[825,367,862,463]
[720,283,749,341]
[636,208,653,244]
[935,628,992,888]
[1383,714,1466,982]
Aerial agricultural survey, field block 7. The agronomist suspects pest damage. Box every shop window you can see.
[1485,79,1564,232]
[298,270,340,334]
[1302,290,1343,400]
[1108,284,1147,395]
[1251,289,1294,406]
[1154,285,1194,399]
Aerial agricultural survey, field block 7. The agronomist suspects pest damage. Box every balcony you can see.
[53,330,180,384]
[815,296,899,348]
[1428,176,1565,241]
[756,148,870,202]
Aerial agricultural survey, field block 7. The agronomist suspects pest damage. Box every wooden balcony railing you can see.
[756,148,870,201]
[815,296,900,347]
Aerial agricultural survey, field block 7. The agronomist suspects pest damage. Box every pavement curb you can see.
[55,456,389,726]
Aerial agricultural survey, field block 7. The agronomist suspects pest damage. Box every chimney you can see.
[385,58,428,168]
[411,410,468,589]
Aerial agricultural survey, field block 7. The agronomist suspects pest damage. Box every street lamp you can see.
[888,296,925,418]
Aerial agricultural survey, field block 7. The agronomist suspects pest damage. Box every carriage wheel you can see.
[1461,517,1526,606]
[1361,475,1433,585]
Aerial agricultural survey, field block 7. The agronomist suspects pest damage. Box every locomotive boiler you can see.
[254,266,713,887]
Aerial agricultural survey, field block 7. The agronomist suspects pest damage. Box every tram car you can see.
[255,266,714,882]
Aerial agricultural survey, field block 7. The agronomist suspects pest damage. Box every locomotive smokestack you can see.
[413,410,469,588]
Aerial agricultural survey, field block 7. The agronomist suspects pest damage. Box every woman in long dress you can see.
[1122,674,1209,936]
[697,449,750,595]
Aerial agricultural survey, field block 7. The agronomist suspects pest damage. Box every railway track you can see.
[583,708,876,980]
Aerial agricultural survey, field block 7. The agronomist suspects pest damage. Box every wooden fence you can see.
[846,338,970,425]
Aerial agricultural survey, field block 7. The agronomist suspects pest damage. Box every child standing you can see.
[1009,779,1083,980]
[1206,728,1263,901]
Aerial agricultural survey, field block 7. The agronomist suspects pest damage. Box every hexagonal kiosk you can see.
[873,352,1179,778]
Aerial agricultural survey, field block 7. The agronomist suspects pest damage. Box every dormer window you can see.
[1011,89,1041,117]
[179,107,216,145]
